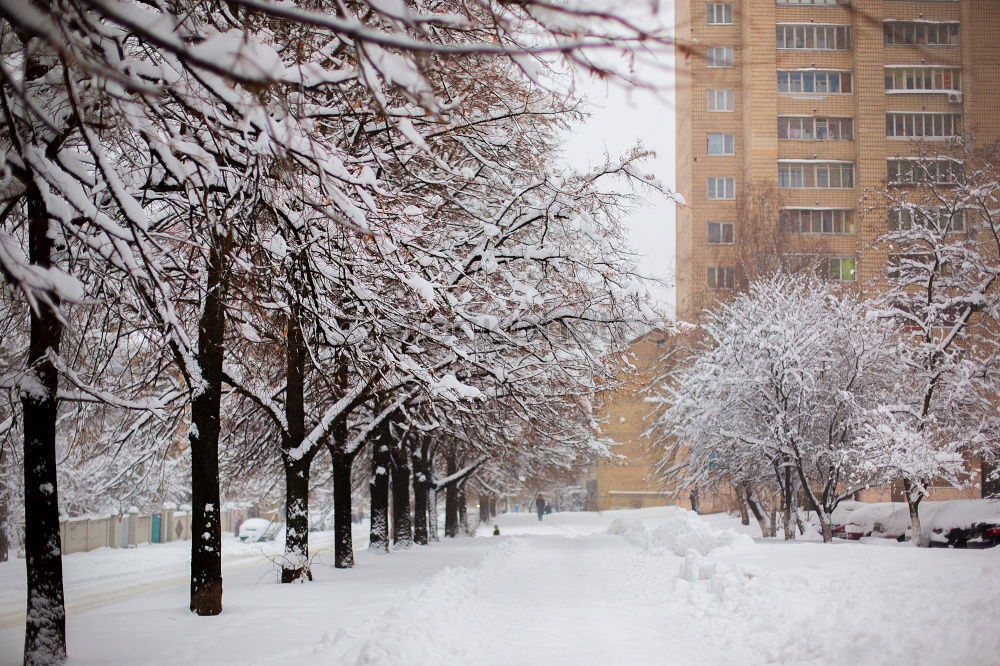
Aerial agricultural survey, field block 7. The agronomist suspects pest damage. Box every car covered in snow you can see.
[238,517,278,542]
[829,499,1000,547]
[927,501,1000,549]
[829,501,911,541]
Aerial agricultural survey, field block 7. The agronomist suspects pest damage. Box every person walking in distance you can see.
[536,494,546,521]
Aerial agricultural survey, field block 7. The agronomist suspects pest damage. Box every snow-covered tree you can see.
[653,275,896,541]
[858,139,1000,544]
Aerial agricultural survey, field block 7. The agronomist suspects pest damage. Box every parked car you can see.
[238,518,277,542]
[929,520,1000,549]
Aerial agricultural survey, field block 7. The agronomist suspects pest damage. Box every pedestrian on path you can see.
[536,495,546,521]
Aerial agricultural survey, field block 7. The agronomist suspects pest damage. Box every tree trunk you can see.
[904,479,924,546]
[457,482,468,535]
[444,454,459,538]
[489,497,497,519]
[479,495,490,524]
[189,239,226,616]
[369,427,391,553]
[331,448,356,567]
[280,307,311,583]
[781,465,795,541]
[737,485,750,526]
[745,489,771,538]
[0,446,9,563]
[428,485,439,542]
[281,458,311,582]
[22,187,67,664]
[390,434,412,549]
[411,445,429,546]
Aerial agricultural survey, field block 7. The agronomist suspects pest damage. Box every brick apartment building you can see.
[674,0,1000,321]
[595,1,999,509]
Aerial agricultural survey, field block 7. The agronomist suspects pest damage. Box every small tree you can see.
[653,275,894,541]
[860,139,1000,544]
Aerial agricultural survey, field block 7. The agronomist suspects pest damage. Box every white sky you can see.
[559,49,679,316]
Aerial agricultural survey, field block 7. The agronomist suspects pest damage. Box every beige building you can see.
[674,0,1000,321]
[671,0,999,501]
[594,331,738,512]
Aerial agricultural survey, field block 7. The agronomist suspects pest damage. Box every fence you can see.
[58,507,248,555]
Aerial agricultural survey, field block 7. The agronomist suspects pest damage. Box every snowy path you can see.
[1,508,999,665]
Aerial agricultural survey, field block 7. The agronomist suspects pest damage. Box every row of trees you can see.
[0,2,672,663]
[653,142,1000,544]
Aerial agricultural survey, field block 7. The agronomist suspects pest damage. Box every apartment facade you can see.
[594,331,739,512]
[674,0,1000,321]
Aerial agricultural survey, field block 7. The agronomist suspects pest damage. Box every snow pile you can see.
[607,509,757,608]
[605,518,649,549]
[608,508,755,558]
[649,511,755,558]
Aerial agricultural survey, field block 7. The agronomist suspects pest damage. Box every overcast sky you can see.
[559,59,679,316]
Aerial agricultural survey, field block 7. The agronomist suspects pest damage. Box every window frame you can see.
[707,133,736,155]
[776,24,851,51]
[707,177,736,200]
[706,3,734,24]
[886,112,961,139]
[707,88,735,112]
[778,70,853,94]
[780,209,855,234]
[884,66,961,92]
[707,266,735,290]
[887,158,962,185]
[884,21,959,47]
[778,116,853,141]
[707,221,736,245]
[706,46,734,68]
[888,206,966,233]
[778,162,854,189]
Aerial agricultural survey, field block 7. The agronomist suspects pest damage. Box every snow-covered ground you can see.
[1,507,998,665]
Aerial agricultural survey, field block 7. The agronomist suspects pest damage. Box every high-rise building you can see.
[674,0,1000,321]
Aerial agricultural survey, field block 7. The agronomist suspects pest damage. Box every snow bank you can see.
[650,512,755,557]
[608,507,755,558]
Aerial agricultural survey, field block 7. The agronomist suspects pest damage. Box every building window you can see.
[786,255,857,281]
[778,162,854,188]
[707,177,736,199]
[776,24,851,50]
[777,70,852,94]
[707,221,735,244]
[706,3,733,24]
[887,158,961,184]
[707,133,735,155]
[886,113,961,138]
[777,0,849,4]
[888,207,966,233]
[885,67,961,92]
[707,89,735,111]
[778,116,853,140]
[706,46,734,68]
[707,266,735,289]
[884,21,959,46]
[780,209,854,234]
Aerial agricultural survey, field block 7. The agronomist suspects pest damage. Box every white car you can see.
[238,518,276,542]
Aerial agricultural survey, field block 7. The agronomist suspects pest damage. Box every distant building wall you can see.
[595,331,739,514]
